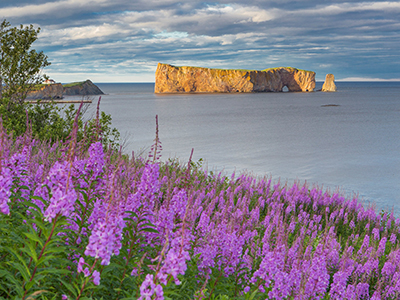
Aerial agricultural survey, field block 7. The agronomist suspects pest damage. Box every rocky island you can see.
[26,79,104,100]
[155,63,316,93]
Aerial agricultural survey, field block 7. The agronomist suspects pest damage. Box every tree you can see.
[0,19,50,107]
[0,20,120,149]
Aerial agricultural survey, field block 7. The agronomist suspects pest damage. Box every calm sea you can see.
[65,82,400,215]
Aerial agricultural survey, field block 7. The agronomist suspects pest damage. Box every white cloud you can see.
[2,0,400,81]
[0,0,111,18]
[200,4,275,23]
[39,23,131,44]
[297,1,400,16]
[120,4,276,34]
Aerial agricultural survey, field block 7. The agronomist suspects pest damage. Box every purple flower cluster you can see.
[139,274,163,300]
[2,119,400,300]
[0,166,12,215]
[84,213,125,266]
[39,161,77,222]
[77,257,101,285]
[139,236,191,300]
[157,244,190,285]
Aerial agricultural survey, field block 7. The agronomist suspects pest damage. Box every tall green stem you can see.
[22,214,59,300]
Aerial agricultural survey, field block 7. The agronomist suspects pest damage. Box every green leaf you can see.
[22,230,42,243]
[25,278,37,291]
[141,227,159,233]
[8,261,31,282]
[139,222,157,228]
[19,245,38,264]
[6,247,31,278]
[24,197,47,211]
[247,289,259,300]
[37,255,56,267]
[0,271,25,296]
[37,268,70,276]
[59,278,79,297]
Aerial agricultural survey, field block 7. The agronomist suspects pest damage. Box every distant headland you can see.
[155,63,317,93]
[26,79,104,101]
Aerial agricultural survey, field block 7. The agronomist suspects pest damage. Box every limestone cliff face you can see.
[321,74,337,92]
[63,80,104,96]
[155,63,316,93]
[26,83,63,100]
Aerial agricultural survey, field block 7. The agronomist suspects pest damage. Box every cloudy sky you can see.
[1,0,400,82]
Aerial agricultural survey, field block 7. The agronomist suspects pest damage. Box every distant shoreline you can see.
[26,99,92,104]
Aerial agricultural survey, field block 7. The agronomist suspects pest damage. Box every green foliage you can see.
[0,19,50,106]
[0,199,72,299]
[62,81,86,88]
[0,98,120,148]
[0,20,120,148]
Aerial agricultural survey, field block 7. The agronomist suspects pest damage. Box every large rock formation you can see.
[155,63,316,93]
[321,74,337,92]
[63,80,104,96]
[26,83,64,100]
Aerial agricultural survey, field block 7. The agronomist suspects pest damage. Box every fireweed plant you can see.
[1,115,400,300]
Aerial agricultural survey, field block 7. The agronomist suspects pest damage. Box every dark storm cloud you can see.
[0,0,399,81]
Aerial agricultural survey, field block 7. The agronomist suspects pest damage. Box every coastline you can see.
[26,99,93,104]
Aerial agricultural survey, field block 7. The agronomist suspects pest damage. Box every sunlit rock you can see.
[27,83,63,100]
[321,74,337,92]
[155,63,316,93]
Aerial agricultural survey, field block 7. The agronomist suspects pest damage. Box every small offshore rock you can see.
[321,74,337,92]
[321,104,340,107]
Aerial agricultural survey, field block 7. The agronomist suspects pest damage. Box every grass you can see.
[161,63,314,73]
[62,81,86,88]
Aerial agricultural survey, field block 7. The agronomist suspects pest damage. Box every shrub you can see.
[0,97,120,149]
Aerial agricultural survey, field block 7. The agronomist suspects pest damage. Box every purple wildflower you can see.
[303,244,330,299]
[0,167,12,215]
[6,150,32,200]
[77,257,86,273]
[390,233,397,244]
[154,284,164,300]
[349,220,355,229]
[92,270,101,286]
[157,246,190,285]
[74,141,105,189]
[330,270,351,299]
[139,274,164,300]
[372,227,380,240]
[84,215,124,265]
[382,261,396,277]
[41,161,77,222]
[378,237,387,256]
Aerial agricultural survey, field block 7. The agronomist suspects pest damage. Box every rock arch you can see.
[155,63,316,93]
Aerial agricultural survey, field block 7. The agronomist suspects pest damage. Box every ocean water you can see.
[65,82,400,214]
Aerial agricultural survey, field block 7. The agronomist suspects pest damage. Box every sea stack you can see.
[321,74,337,92]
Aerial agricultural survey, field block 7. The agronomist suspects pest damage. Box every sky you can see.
[1,0,400,82]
